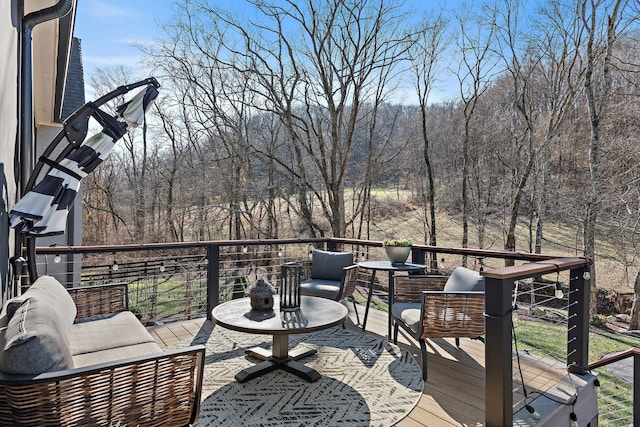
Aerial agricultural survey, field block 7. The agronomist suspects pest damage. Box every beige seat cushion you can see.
[4,275,77,325]
[392,302,421,334]
[73,342,162,368]
[70,311,157,356]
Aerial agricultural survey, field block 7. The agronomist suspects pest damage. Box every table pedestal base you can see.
[235,334,319,383]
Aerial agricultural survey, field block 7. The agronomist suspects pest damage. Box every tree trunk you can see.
[266,161,278,239]
[503,151,532,267]
[584,202,598,317]
[422,107,438,271]
[461,119,470,267]
[581,0,624,316]
[134,121,149,242]
[629,271,640,330]
[534,145,550,255]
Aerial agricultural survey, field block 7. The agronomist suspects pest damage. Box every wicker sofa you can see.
[0,275,205,426]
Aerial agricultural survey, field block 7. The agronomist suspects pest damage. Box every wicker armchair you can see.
[391,268,485,380]
[0,283,205,427]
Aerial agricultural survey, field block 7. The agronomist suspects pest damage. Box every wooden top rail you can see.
[34,238,330,254]
[480,257,592,281]
[589,348,640,370]
[335,238,564,262]
[37,238,586,267]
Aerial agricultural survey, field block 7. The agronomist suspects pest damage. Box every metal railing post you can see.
[206,244,219,320]
[589,348,639,424]
[484,275,513,426]
[635,353,640,426]
[568,266,590,373]
[411,247,426,265]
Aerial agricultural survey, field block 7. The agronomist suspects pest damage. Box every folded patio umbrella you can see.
[10,78,160,237]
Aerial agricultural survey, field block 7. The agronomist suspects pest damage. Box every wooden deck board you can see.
[148,303,565,426]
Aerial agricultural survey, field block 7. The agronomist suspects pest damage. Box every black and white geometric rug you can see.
[175,327,424,426]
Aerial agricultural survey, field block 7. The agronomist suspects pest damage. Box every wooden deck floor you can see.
[148,304,565,426]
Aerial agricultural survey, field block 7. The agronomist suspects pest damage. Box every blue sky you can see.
[74,0,174,76]
[74,0,451,73]
[74,0,458,102]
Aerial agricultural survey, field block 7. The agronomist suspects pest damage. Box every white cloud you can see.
[86,0,137,19]
[83,54,141,68]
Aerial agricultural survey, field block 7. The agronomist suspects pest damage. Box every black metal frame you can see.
[16,78,160,284]
[483,258,592,426]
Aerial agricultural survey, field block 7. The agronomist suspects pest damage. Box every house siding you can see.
[61,37,85,120]
[0,2,19,302]
[35,36,84,286]
[1,2,79,301]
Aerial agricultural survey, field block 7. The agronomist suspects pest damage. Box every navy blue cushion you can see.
[310,250,353,281]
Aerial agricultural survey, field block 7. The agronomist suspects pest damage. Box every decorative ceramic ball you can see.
[246,278,275,311]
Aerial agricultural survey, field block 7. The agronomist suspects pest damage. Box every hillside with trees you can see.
[81,0,640,300]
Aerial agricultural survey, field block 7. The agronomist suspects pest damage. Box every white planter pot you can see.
[385,246,411,264]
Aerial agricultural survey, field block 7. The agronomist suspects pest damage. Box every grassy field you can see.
[514,318,638,425]
[365,188,638,293]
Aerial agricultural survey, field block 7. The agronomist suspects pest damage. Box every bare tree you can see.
[155,0,416,238]
[82,159,130,244]
[86,66,153,243]
[531,0,585,256]
[454,6,499,264]
[491,0,584,265]
[492,0,539,264]
[146,13,268,241]
[153,92,194,242]
[296,0,415,237]
[406,11,450,269]
[581,0,636,314]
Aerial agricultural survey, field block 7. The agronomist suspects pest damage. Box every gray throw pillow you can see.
[310,250,354,282]
[0,276,75,375]
[443,267,485,292]
[25,275,77,325]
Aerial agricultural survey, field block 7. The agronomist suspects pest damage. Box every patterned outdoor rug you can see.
[174,326,424,426]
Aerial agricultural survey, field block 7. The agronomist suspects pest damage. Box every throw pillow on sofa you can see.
[0,276,76,375]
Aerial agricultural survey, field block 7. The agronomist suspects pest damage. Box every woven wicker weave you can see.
[0,284,205,426]
[421,291,485,340]
[341,265,359,301]
[394,275,447,303]
[68,283,128,319]
[391,275,485,381]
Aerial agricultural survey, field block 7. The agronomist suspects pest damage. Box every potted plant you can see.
[383,238,412,265]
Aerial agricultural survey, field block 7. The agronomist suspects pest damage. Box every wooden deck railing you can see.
[589,348,640,426]
[480,257,592,426]
[28,237,594,426]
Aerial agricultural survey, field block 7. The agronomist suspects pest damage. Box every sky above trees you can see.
[76,0,462,102]
[76,0,640,297]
